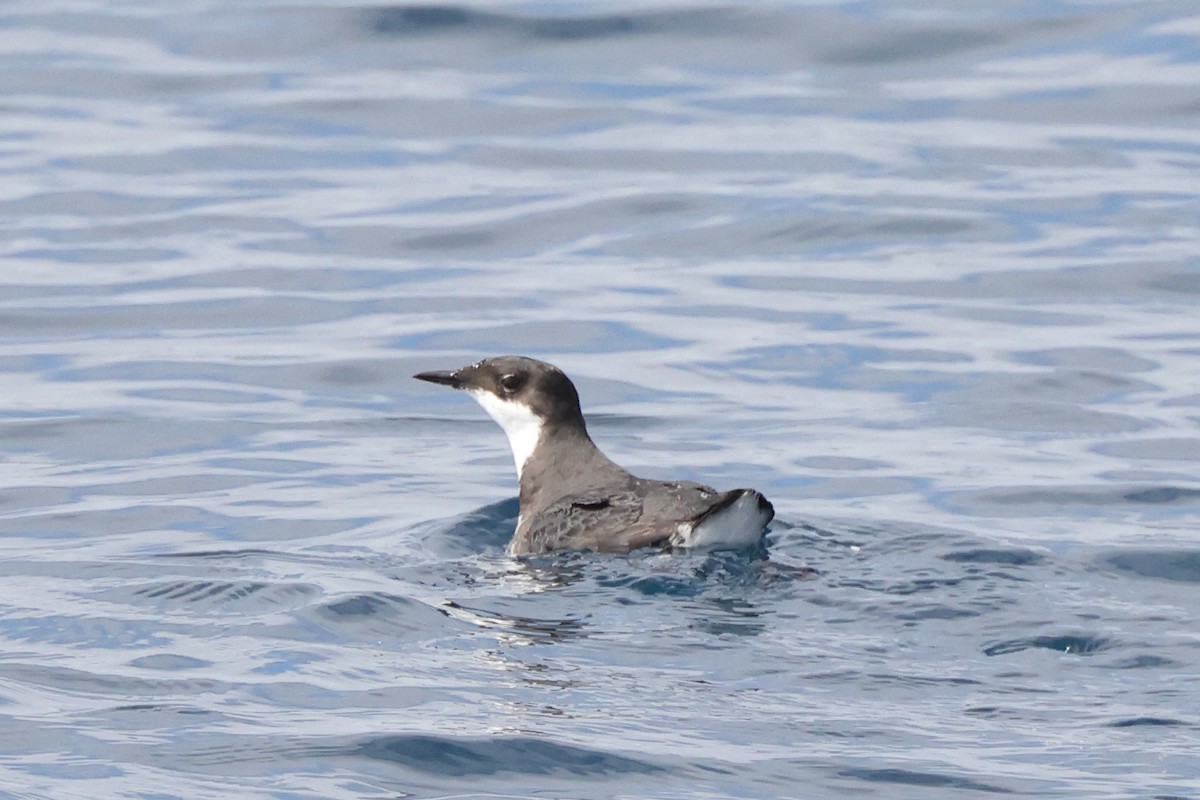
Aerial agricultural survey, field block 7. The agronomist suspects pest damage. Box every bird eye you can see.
[499,372,525,394]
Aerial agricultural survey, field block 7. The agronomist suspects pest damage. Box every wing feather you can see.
[512,478,733,555]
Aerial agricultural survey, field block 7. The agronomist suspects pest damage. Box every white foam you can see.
[467,389,544,479]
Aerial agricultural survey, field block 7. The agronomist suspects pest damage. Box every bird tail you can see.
[672,489,773,551]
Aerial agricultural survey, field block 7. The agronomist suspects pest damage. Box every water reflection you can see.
[3,0,1200,797]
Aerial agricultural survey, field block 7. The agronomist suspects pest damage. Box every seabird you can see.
[414,356,774,556]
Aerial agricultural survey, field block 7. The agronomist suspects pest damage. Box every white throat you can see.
[467,389,544,480]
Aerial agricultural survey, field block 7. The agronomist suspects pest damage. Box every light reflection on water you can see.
[1,1,1199,798]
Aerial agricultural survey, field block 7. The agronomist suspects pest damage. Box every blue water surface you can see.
[1,1,1199,798]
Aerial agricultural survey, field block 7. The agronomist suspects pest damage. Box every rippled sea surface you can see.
[3,1,1200,798]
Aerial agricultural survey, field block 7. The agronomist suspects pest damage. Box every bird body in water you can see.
[414,356,774,556]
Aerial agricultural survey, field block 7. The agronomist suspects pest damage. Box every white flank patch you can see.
[467,389,544,479]
[678,491,770,551]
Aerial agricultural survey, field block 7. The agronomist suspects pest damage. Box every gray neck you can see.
[518,425,633,516]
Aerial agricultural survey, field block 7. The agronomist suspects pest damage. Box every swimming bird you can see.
[413,356,774,556]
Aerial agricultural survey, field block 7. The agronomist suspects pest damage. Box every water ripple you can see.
[3,0,1199,798]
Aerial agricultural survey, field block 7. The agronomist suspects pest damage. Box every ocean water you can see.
[2,1,1199,798]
